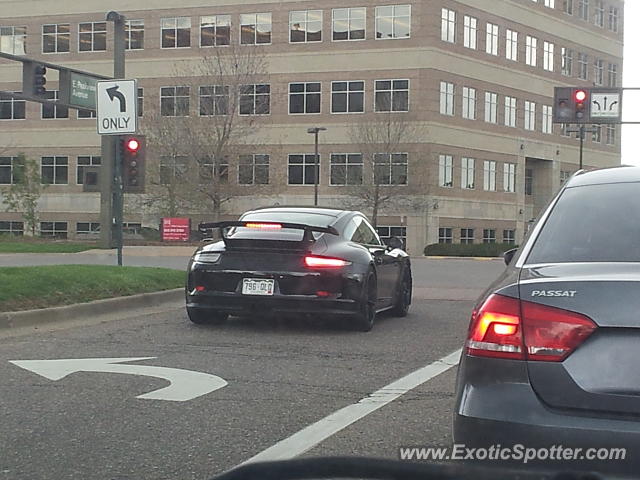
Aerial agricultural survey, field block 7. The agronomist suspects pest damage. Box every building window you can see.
[137,88,144,117]
[461,157,475,189]
[564,0,574,15]
[462,87,476,120]
[288,154,318,185]
[606,124,616,145]
[159,156,187,184]
[199,85,229,116]
[77,107,96,119]
[239,154,269,185]
[332,7,366,41]
[375,5,411,39]
[290,10,322,43]
[578,53,588,80]
[78,22,106,52]
[0,92,25,120]
[42,24,70,53]
[125,19,144,50]
[123,223,142,235]
[504,163,516,193]
[592,124,601,143]
[504,96,517,127]
[524,101,536,131]
[483,229,496,244]
[239,84,270,115]
[543,41,554,71]
[0,25,27,54]
[331,81,364,114]
[485,23,498,55]
[594,0,604,27]
[289,82,321,114]
[544,0,556,7]
[484,92,498,124]
[483,160,496,191]
[439,81,454,116]
[0,221,24,236]
[439,227,453,244]
[241,13,272,45]
[608,63,618,87]
[375,79,409,112]
[542,105,553,134]
[330,153,363,185]
[438,154,453,188]
[77,222,100,235]
[40,222,68,239]
[441,8,456,43]
[41,156,68,185]
[560,170,571,184]
[594,59,604,85]
[525,168,533,195]
[0,156,23,184]
[561,47,573,76]
[525,35,537,66]
[461,228,474,244]
[198,156,228,184]
[374,153,408,185]
[200,15,231,47]
[503,229,516,244]
[609,7,619,32]
[463,15,477,49]
[506,29,518,61]
[161,17,191,48]
[41,90,68,119]
[578,0,589,21]
[160,86,190,117]
[76,155,101,185]
[377,226,406,248]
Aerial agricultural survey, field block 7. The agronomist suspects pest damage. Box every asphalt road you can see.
[0,257,505,480]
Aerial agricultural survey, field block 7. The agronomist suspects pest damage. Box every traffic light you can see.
[574,89,588,120]
[121,135,145,193]
[553,87,591,124]
[22,61,48,98]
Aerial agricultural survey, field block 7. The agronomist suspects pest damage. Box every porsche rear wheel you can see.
[353,271,377,332]
[187,307,228,325]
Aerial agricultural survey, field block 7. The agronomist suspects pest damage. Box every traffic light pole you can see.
[567,125,597,170]
[104,11,126,266]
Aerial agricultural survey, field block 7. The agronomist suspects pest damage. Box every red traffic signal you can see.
[125,138,140,152]
[574,89,587,103]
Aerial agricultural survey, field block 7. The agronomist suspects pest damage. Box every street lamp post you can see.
[307,127,327,206]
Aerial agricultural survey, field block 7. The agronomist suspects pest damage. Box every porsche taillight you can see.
[466,294,597,362]
[303,255,351,268]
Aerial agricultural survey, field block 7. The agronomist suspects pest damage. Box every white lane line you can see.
[242,348,462,464]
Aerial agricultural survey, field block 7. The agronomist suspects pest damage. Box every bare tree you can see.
[2,154,47,236]
[346,108,427,227]
[141,44,273,221]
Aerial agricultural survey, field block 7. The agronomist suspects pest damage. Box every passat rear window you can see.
[526,182,640,264]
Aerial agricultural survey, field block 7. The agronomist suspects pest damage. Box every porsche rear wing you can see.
[198,221,339,250]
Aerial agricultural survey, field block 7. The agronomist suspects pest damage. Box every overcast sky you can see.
[622,1,637,165]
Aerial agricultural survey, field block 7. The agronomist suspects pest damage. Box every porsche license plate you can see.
[242,278,275,296]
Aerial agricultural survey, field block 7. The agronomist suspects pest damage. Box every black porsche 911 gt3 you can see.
[185,206,412,331]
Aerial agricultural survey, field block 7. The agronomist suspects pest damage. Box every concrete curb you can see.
[0,288,184,330]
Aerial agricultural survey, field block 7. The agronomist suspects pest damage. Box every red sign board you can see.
[161,217,191,242]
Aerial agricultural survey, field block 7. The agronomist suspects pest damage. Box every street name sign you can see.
[97,79,138,135]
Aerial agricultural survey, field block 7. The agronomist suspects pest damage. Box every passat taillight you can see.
[304,255,351,268]
[466,294,597,362]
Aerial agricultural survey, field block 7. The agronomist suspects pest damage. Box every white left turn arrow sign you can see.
[9,357,227,402]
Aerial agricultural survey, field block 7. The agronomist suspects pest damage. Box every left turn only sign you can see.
[97,79,138,135]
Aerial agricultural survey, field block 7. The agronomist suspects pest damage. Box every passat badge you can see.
[531,290,577,297]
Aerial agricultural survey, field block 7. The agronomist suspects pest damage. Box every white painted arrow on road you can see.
[9,357,227,402]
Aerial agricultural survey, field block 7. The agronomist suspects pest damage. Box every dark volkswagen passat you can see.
[186,207,412,331]
[454,166,640,473]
